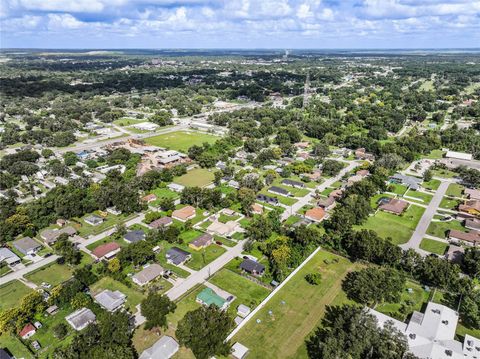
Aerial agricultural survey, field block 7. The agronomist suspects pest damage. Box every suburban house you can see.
[46,305,59,316]
[390,173,422,191]
[124,230,145,244]
[256,194,279,206]
[13,237,42,255]
[356,169,370,177]
[19,323,36,339]
[196,288,228,310]
[347,174,365,187]
[66,307,96,331]
[189,233,213,251]
[369,301,480,359]
[142,194,157,203]
[92,242,121,260]
[84,214,104,226]
[106,207,122,216]
[231,342,249,359]
[167,183,185,193]
[149,217,173,229]
[303,169,322,182]
[379,198,409,215]
[329,189,344,199]
[207,220,240,237]
[304,207,326,223]
[139,336,179,359]
[172,206,196,222]
[251,203,264,215]
[448,229,480,246]
[268,186,290,197]
[459,200,480,217]
[40,226,77,245]
[445,245,465,264]
[0,248,21,266]
[465,218,480,231]
[240,259,265,276]
[166,247,191,266]
[281,179,305,188]
[465,188,480,201]
[237,304,251,318]
[317,196,336,210]
[354,148,375,161]
[94,289,126,312]
[132,264,164,286]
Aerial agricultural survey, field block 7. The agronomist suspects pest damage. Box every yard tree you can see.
[176,306,234,359]
[141,293,177,330]
[342,267,405,305]
[108,257,121,273]
[462,248,480,278]
[306,305,412,359]
[55,233,81,264]
[312,142,330,158]
[419,255,460,290]
[305,272,322,285]
[423,169,433,182]
[53,323,68,339]
[237,187,256,216]
[71,292,92,309]
[118,241,154,266]
[159,197,175,211]
[112,223,127,241]
[74,265,98,286]
[460,289,480,329]
[246,215,272,242]
[214,171,222,185]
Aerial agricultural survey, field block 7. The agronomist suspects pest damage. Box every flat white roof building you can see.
[369,302,480,359]
[445,151,473,161]
[231,342,249,359]
[65,308,96,331]
[139,335,179,359]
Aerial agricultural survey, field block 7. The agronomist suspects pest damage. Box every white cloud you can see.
[47,13,85,30]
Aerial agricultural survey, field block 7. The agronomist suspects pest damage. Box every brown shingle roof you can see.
[379,198,409,215]
[92,242,120,259]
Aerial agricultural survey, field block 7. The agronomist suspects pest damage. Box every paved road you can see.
[400,180,450,253]
[166,239,247,301]
[1,254,59,285]
[281,161,360,221]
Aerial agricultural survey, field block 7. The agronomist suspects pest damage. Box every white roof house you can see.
[132,122,159,131]
[132,264,164,286]
[231,342,249,359]
[369,302,480,359]
[94,290,126,312]
[139,335,179,359]
[445,151,473,161]
[65,308,96,331]
[237,304,251,318]
[0,247,21,266]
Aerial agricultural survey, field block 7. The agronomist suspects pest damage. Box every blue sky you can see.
[1,0,479,49]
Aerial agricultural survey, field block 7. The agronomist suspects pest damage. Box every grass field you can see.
[0,333,31,358]
[446,183,465,198]
[113,118,146,126]
[145,131,217,152]
[432,168,457,179]
[355,204,425,245]
[25,263,73,287]
[423,179,441,191]
[423,149,445,159]
[90,277,145,312]
[232,250,361,359]
[75,211,136,237]
[209,269,271,316]
[258,190,298,206]
[174,168,215,187]
[439,197,461,210]
[0,280,33,311]
[427,220,466,239]
[420,238,448,255]
[404,189,432,205]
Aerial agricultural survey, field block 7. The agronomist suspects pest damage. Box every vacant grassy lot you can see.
[404,190,433,204]
[427,220,466,239]
[0,333,31,358]
[356,204,425,245]
[420,238,448,255]
[233,250,360,359]
[25,263,73,287]
[209,268,271,316]
[0,280,32,311]
[422,179,441,191]
[113,118,146,126]
[174,168,215,187]
[145,130,217,152]
[446,183,465,197]
[423,149,445,159]
[432,168,457,179]
[75,211,135,238]
[90,277,145,312]
[439,197,461,210]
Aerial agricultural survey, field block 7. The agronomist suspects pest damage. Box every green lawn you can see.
[439,197,461,210]
[419,238,448,255]
[0,333,32,358]
[423,149,445,159]
[25,263,73,287]
[258,190,297,206]
[404,190,433,205]
[233,250,361,359]
[90,277,145,312]
[432,168,457,179]
[388,183,409,196]
[145,131,217,152]
[113,118,146,126]
[186,245,226,271]
[167,285,205,331]
[75,211,136,238]
[423,179,441,191]
[355,204,425,245]
[446,183,465,198]
[427,220,466,239]
[174,168,215,187]
[150,187,180,202]
[209,269,271,316]
[375,280,430,321]
[0,280,33,311]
